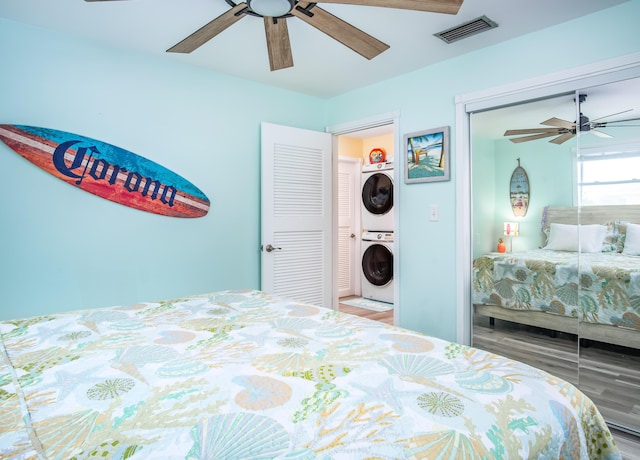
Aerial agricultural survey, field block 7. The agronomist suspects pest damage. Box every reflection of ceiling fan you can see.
[503,94,640,144]
[85,0,463,71]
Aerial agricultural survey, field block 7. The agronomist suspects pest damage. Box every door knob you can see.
[350,233,356,238]
[265,244,282,253]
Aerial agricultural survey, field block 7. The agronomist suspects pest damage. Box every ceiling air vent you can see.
[434,16,498,44]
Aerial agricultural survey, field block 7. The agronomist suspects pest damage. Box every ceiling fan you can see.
[503,94,640,145]
[85,0,464,71]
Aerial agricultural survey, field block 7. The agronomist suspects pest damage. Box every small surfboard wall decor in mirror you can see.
[509,158,529,217]
[0,125,210,218]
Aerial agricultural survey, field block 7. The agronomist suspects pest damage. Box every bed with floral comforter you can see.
[473,249,640,349]
[0,290,620,459]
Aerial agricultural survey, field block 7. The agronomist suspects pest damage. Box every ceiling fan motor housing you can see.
[579,113,591,132]
[576,95,590,132]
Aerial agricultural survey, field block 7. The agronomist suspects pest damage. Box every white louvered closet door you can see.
[261,122,332,308]
[338,158,359,298]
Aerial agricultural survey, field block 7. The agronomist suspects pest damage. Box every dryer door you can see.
[362,173,393,216]
[362,244,393,286]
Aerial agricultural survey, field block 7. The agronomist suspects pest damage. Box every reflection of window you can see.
[578,144,640,205]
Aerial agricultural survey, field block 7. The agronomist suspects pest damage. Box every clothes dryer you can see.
[361,231,394,304]
[361,162,394,232]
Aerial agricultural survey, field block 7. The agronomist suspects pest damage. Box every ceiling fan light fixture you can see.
[248,0,294,17]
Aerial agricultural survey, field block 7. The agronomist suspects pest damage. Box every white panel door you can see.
[338,158,359,298]
[261,122,332,308]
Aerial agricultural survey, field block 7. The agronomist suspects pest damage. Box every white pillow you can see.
[544,223,578,251]
[544,223,607,253]
[622,222,640,256]
[580,224,608,253]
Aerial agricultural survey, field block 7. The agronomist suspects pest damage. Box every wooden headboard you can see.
[541,205,640,245]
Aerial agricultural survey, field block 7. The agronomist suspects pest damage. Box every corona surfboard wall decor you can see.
[0,125,210,218]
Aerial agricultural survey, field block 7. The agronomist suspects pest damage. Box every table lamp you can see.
[503,222,519,253]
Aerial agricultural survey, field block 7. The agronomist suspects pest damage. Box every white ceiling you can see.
[0,0,629,98]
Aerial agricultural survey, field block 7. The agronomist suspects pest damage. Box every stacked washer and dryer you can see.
[360,162,394,304]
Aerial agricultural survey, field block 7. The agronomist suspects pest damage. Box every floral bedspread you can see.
[0,290,620,459]
[473,249,640,331]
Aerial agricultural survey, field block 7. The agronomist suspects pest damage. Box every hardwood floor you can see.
[338,304,394,325]
[338,299,640,458]
[338,295,394,325]
[612,428,640,460]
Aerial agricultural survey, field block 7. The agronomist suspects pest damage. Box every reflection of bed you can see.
[1,290,620,458]
[473,205,640,350]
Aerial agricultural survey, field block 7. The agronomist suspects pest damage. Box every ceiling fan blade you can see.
[541,117,575,129]
[600,116,640,125]
[291,2,389,60]
[590,129,613,139]
[167,3,248,53]
[508,132,561,143]
[314,0,463,14]
[588,108,634,123]
[264,17,293,71]
[549,132,575,144]
[504,128,562,136]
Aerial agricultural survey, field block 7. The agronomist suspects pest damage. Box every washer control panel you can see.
[362,231,393,242]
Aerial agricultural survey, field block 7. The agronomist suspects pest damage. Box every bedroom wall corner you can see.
[471,136,497,258]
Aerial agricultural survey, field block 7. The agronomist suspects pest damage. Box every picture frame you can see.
[404,126,450,184]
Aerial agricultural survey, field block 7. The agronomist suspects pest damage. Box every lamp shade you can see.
[503,222,519,236]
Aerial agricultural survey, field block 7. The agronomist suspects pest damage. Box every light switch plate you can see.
[429,205,439,221]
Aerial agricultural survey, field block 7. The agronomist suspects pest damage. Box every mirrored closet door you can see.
[575,78,640,433]
[470,94,580,385]
[470,78,640,435]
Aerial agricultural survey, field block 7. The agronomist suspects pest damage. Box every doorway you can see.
[333,122,396,326]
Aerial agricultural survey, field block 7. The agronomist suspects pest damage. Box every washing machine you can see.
[361,231,394,304]
[361,162,394,232]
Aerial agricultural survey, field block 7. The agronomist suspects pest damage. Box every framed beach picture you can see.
[404,126,450,184]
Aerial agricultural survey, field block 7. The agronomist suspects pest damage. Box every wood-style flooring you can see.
[338,298,640,459]
[338,303,394,325]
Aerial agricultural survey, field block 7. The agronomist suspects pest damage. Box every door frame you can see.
[327,111,400,324]
[455,52,640,345]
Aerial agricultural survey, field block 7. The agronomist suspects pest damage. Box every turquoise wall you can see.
[471,136,496,259]
[491,139,574,252]
[1,1,639,340]
[325,0,640,341]
[0,19,325,319]
[470,136,574,258]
